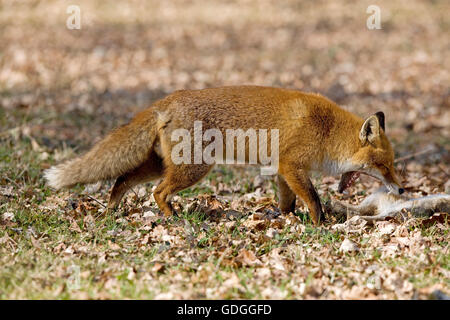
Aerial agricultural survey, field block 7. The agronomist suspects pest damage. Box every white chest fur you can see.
[313,158,358,176]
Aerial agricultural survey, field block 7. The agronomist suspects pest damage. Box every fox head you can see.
[339,112,404,195]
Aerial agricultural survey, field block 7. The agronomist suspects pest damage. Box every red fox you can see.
[44,85,403,225]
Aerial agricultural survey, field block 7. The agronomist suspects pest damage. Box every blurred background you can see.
[1,0,449,190]
[0,0,449,300]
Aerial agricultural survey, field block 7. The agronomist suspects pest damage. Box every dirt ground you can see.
[0,0,449,299]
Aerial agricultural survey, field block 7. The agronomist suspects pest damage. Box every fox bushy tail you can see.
[44,111,157,189]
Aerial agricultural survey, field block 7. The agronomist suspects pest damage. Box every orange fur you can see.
[45,86,402,225]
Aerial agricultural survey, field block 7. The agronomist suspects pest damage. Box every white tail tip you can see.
[44,166,66,189]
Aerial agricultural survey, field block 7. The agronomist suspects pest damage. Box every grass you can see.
[0,134,448,299]
[1,0,449,299]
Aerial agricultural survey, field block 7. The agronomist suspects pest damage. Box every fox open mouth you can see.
[338,171,361,193]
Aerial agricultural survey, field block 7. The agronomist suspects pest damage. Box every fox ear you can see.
[359,115,380,144]
[374,111,385,131]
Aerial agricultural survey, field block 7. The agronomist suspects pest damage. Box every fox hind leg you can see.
[153,163,213,216]
[108,151,164,209]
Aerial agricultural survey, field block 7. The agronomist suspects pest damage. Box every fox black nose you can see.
[398,188,405,194]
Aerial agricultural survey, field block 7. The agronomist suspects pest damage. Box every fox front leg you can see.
[280,170,323,225]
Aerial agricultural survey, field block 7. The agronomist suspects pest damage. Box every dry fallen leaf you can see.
[235,248,263,267]
[339,239,360,253]
[152,262,165,274]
